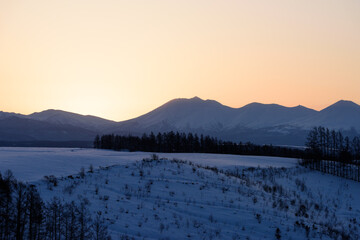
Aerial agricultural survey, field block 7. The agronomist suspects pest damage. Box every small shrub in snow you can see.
[208,214,214,223]
[295,204,308,218]
[151,154,159,161]
[63,182,76,195]
[125,192,132,200]
[159,223,165,233]
[275,228,281,240]
[44,175,58,189]
[89,164,94,173]
[255,213,262,223]
[79,167,85,178]
[295,178,307,192]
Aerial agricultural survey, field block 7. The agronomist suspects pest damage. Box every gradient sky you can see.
[1,0,359,121]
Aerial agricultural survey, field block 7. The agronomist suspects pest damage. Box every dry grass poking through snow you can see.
[37,155,360,240]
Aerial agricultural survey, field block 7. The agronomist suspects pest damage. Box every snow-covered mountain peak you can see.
[321,100,360,113]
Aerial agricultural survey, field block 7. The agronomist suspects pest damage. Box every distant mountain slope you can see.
[292,100,360,130]
[227,102,316,129]
[28,109,116,132]
[109,97,317,133]
[0,111,24,120]
[0,116,96,141]
[0,97,360,146]
[111,97,237,134]
[109,97,360,145]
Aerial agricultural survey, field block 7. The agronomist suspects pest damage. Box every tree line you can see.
[94,132,305,159]
[94,128,360,181]
[0,170,110,240]
[301,126,360,181]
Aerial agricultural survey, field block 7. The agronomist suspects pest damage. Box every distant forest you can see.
[95,127,360,181]
[94,128,360,161]
[94,132,305,159]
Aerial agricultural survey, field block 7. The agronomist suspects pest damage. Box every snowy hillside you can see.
[0,148,359,239]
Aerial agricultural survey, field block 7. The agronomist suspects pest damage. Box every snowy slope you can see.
[1,148,359,239]
[0,148,357,239]
[0,147,297,182]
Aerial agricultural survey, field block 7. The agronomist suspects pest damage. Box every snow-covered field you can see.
[0,147,297,182]
[1,147,359,239]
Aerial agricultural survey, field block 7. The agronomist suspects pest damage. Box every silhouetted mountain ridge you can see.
[108,98,360,145]
[0,98,359,146]
[28,109,116,132]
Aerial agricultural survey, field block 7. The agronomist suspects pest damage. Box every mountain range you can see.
[1,97,360,147]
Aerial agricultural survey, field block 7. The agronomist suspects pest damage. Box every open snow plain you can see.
[1,147,359,239]
[0,147,297,182]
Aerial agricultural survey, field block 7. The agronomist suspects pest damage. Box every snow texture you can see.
[0,147,359,239]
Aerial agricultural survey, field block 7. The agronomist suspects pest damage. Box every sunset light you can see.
[1,0,359,121]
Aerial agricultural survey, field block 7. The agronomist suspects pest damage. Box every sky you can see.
[1,0,359,121]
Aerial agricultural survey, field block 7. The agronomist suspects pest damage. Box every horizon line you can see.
[1,97,359,122]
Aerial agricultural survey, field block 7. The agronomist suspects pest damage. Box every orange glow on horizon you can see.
[1,1,359,121]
